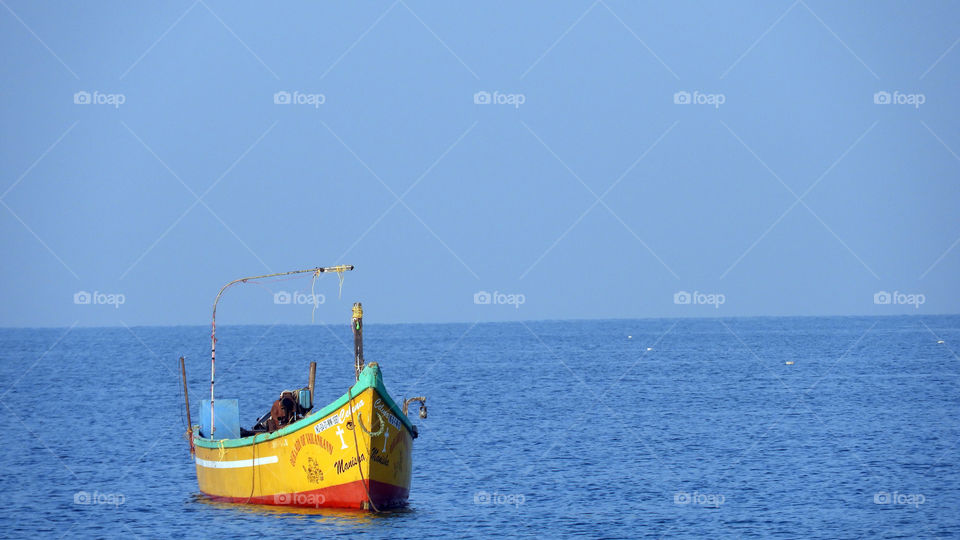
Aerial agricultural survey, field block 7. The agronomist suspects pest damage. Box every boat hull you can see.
[193,365,414,510]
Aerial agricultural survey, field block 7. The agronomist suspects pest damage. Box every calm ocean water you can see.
[0,316,957,538]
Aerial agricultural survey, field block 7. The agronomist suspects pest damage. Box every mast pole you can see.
[352,303,364,380]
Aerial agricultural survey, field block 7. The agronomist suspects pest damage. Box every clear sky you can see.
[1,0,958,327]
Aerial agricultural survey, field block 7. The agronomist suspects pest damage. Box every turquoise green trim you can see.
[195,363,414,449]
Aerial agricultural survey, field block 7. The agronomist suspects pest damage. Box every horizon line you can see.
[1,311,957,330]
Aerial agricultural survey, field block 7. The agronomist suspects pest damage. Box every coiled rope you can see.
[357,411,385,437]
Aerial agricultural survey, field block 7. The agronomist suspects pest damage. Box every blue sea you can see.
[0,316,957,538]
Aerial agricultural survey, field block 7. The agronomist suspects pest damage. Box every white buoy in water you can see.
[646,347,653,351]
[785,361,795,365]
[628,335,632,339]
[938,340,945,344]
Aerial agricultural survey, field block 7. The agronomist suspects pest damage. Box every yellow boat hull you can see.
[193,366,414,510]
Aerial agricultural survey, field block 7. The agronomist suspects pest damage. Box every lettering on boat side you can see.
[370,447,390,466]
[374,399,402,430]
[334,453,366,474]
[313,414,342,434]
[337,399,365,423]
[289,432,334,466]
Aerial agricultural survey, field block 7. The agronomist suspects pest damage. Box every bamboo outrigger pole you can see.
[209,265,353,437]
[180,356,194,454]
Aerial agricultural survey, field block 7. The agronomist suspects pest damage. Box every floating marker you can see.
[628,335,632,339]
[938,340,945,344]
[785,361,795,365]
[646,347,653,351]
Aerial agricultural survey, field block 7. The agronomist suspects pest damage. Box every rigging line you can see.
[246,433,258,504]
[347,386,379,512]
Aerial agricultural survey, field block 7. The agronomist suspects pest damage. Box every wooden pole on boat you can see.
[180,356,195,455]
[208,265,355,437]
[352,303,364,380]
[308,361,316,403]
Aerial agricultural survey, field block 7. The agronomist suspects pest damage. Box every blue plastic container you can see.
[199,399,241,440]
[297,389,312,410]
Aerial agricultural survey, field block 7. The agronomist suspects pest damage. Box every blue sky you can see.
[1,0,958,326]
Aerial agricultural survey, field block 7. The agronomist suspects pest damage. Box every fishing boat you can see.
[178,265,427,510]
